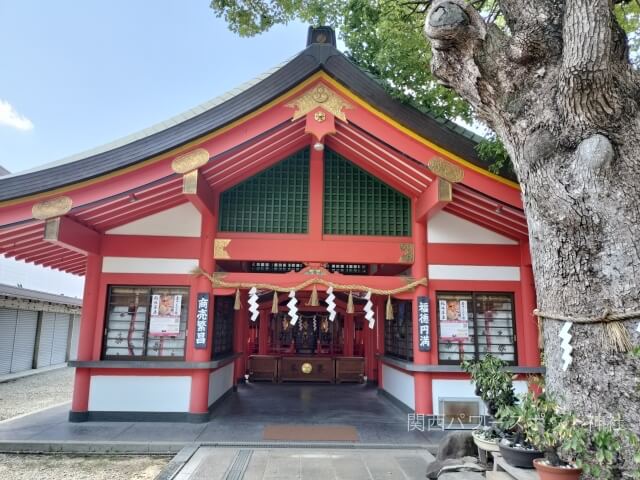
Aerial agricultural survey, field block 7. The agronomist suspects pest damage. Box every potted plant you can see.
[496,391,544,468]
[462,354,517,416]
[462,355,516,456]
[524,396,583,479]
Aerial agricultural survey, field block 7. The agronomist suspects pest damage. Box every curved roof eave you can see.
[0,43,511,203]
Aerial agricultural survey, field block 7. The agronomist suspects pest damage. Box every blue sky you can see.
[0,1,312,295]
[0,0,310,173]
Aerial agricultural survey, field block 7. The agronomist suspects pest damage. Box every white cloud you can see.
[0,99,33,131]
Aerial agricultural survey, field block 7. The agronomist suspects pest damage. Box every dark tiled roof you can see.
[0,283,82,306]
[0,42,511,202]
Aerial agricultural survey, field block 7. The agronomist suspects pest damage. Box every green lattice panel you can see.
[324,149,411,236]
[218,149,309,233]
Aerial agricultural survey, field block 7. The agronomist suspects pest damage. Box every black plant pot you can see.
[498,441,544,469]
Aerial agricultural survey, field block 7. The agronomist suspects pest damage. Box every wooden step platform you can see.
[492,453,540,480]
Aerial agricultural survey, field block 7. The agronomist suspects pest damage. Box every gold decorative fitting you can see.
[428,157,464,183]
[43,218,61,240]
[399,243,415,263]
[286,84,353,122]
[438,177,453,202]
[213,239,231,259]
[182,170,199,195]
[171,148,210,174]
[314,111,326,122]
[301,362,313,374]
[32,196,73,220]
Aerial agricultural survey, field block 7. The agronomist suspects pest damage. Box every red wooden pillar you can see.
[69,253,102,422]
[412,217,433,414]
[344,312,354,356]
[188,210,215,418]
[377,300,385,389]
[258,309,269,355]
[520,241,540,366]
[308,144,324,240]
[233,290,247,383]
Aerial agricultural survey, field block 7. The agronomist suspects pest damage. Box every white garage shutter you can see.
[10,310,37,373]
[69,314,80,360]
[0,308,18,375]
[37,312,56,368]
[50,313,70,365]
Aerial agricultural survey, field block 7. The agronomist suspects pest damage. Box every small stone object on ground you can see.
[426,431,481,479]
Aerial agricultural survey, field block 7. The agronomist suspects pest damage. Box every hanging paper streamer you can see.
[637,321,640,333]
[326,286,337,322]
[248,287,259,322]
[288,290,299,325]
[364,290,375,329]
[559,321,573,371]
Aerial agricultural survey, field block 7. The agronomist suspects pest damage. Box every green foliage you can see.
[476,135,514,176]
[461,354,516,413]
[496,387,640,476]
[341,1,471,121]
[209,0,348,36]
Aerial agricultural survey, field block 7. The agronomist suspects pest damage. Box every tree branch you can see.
[558,0,639,140]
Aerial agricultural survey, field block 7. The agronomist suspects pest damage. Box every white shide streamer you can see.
[559,321,573,371]
[326,286,337,321]
[288,290,299,325]
[364,290,375,329]
[248,287,260,322]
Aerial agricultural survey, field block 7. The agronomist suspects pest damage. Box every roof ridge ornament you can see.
[306,26,336,47]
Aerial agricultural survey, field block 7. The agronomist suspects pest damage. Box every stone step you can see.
[439,472,485,480]
[486,472,513,480]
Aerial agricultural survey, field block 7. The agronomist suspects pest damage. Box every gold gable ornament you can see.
[286,85,353,122]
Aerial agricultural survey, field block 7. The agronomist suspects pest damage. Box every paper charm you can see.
[326,286,337,322]
[559,321,573,371]
[288,290,299,325]
[248,287,259,322]
[364,290,375,329]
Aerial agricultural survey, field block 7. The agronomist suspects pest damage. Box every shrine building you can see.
[0,27,541,422]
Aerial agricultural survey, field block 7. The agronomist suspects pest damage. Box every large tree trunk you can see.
[424,0,640,472]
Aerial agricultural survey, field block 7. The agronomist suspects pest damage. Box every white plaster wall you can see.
[88,375,191,412]
[432,379,528,414]
[102,257,199,274]
[428,211,517,245]
[382,364,415,410]
[208,362,234,406]
[106,203,201,237]
[428,265,520,281]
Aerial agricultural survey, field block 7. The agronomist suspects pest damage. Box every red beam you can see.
[182,169,215,217]
[214,271,415,291]
[44,216,101,255]
[101,235,201,258]
[214,237,413,264]
[416,177,452,222]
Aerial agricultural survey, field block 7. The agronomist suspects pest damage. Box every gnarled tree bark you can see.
[425,0,639,472]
